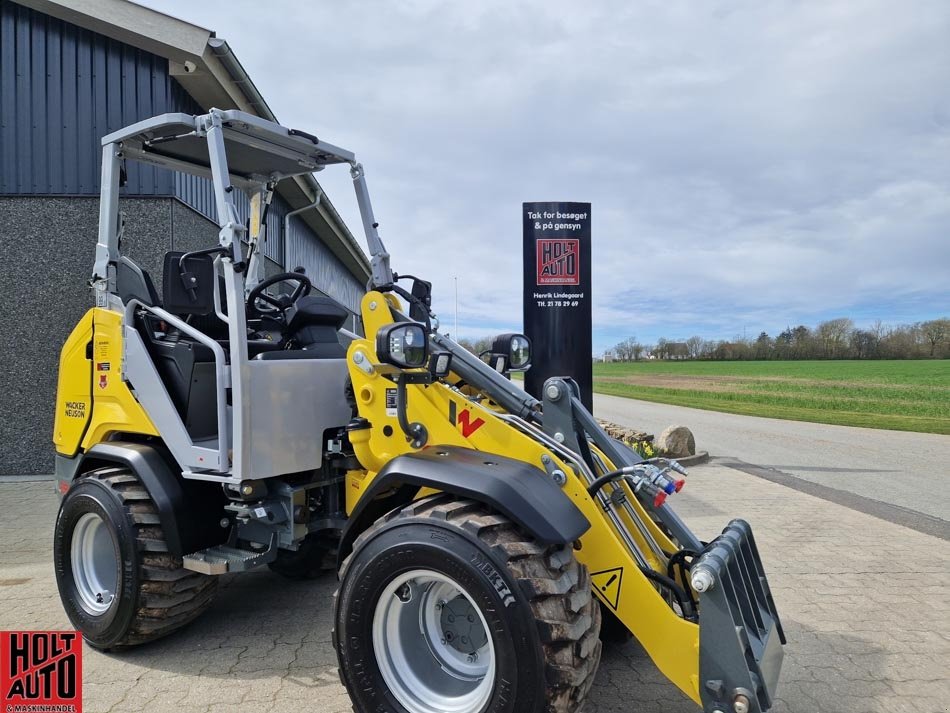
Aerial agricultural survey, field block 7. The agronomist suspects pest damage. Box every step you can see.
[183,536,276,575]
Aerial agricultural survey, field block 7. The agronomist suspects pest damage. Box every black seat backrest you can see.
[284,295,349,356]
[163,251,215,315]
[117,256,160,306]
[287,295,349,331]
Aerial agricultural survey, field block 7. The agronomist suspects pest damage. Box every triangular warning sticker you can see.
[591,567,623,610]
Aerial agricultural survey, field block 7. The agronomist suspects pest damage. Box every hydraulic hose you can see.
[587,468,630,496]
[639,566,697,622]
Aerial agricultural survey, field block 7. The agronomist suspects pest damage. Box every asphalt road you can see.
[593,393,950,526]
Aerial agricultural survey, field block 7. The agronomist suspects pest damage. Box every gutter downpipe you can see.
[284,189,323,268]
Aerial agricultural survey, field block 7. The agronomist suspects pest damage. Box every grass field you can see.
[592,360,950,434]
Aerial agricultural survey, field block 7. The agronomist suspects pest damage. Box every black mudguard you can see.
[71,441,226,557]
[338,445,590,564]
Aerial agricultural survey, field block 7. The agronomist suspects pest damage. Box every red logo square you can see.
[1,631,82,712]
[536,239,580,285]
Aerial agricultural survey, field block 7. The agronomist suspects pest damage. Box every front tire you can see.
[53,467,217,649]
[333,494,601,713]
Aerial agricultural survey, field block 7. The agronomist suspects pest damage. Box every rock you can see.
[656,426,696,457]
[596,419,652,445]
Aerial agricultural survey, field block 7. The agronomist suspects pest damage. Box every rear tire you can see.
[333,494,602,713]
[53,467,217,649]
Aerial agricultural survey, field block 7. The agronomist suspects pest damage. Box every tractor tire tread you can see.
[80,468,217,648]
[338,492,601,713]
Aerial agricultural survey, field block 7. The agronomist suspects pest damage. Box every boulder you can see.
[656,426,696,457]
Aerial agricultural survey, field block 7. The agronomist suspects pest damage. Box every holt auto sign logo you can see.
[535,239,579,286]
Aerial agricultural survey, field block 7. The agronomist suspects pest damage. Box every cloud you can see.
[145,0,950,350]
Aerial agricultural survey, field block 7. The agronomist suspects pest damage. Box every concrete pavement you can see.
[2,464,949,713]
[594,394,950,524]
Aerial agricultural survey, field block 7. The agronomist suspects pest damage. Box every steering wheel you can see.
[246,272,312,318]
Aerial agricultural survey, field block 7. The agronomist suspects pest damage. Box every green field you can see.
[592,360,950,434]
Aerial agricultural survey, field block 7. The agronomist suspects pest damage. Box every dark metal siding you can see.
[0,0,203,194]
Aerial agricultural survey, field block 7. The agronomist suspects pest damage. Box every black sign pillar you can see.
[522,202,593,411]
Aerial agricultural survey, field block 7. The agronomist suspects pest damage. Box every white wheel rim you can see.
[70,512,118,615]
[373,569,496,713]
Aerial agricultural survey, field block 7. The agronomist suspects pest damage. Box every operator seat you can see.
[116,256,161,307]
[255,294,349,360]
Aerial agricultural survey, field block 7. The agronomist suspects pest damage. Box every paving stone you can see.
[1,463,948,713]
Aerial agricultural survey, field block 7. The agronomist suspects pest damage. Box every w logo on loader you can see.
[448,401,485,438]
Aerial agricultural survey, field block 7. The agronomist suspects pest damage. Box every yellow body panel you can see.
[346,292,701,704]
[54,307,157,457]
[52,310,95,455]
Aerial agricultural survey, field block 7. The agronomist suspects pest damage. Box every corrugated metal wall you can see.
[286,209,366,312]
[0,0,201,194]
[0,0,365,313]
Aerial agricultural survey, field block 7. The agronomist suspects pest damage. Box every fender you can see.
[339,445,590,564]
[66,441,226,557]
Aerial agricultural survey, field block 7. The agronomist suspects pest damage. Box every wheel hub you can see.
[373,569,495,713]
[70,512,118,615]
[440,595,487,655]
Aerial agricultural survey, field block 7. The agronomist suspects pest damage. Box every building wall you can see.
[0,196,223,475]
[0,0,365,313]
[0,0,193,196]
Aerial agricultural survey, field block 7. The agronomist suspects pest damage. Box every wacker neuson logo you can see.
[535,239,579,285]
[1,632,82,713]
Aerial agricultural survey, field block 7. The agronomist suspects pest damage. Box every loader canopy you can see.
[102,111,354,188]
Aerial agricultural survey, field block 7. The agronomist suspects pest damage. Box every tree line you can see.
[609,317,950,361]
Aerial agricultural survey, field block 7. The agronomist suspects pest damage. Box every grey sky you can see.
[145,0,950,351]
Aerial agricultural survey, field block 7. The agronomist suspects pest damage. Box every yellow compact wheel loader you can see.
[52,110,784,713]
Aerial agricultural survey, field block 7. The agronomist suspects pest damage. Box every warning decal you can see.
[591,567,623,610]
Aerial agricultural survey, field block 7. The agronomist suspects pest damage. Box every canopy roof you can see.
[107,110,355,189]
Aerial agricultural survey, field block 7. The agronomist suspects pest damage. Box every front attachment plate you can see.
[695,519,785,713]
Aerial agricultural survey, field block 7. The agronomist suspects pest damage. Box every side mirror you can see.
[491,333,532,372]
[409,278,433,322]
[377,323,429,369]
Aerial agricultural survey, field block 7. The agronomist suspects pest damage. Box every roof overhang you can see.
[13,0,371,283]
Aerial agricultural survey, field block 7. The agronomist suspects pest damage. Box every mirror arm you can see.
[395,374,429,448]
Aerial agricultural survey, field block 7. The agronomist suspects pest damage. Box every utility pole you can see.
[454,276,459,338]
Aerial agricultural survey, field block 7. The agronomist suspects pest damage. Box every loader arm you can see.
[346,290,785,713]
